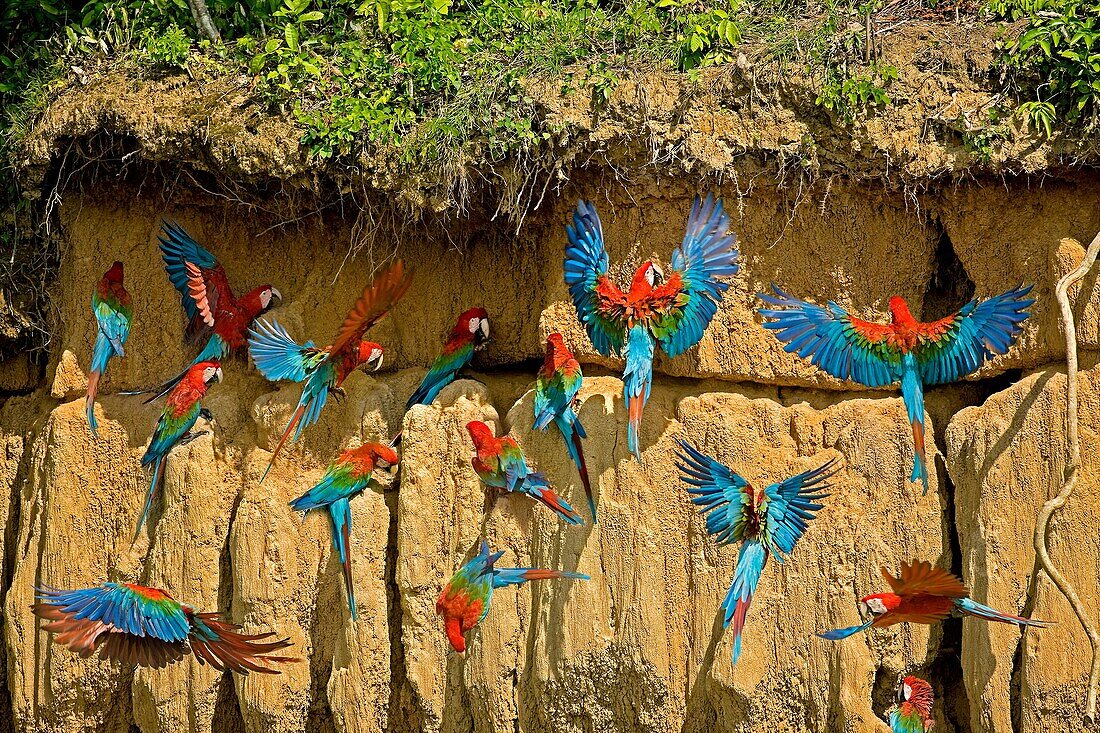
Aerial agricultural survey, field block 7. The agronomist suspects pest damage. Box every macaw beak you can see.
[479,319,490,339]
[199,408,213,421]
[896,682,906,704]
[214,367,224,383]
[270,287,282,304]
[372,352,384,372]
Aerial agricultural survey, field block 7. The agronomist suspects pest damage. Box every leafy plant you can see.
[816,62,898,122]
[991,0,1100,132]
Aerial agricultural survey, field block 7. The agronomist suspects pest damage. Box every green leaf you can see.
[299,10,324,21]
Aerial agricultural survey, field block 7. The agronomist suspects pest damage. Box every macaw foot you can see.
[330,387,348,404]
[176,430,210,448]
[199,408,214,422]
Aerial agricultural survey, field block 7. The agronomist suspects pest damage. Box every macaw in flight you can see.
[675,440,837,664]
[758,285,1033,493]
[818,559,1052,640]
[534,332,595,521]
[137,222,280,401]
[406,308,489,410]
[248,261,412,480]
[86,262,132,436]
[136,360,222,543]
[34,583,296,673]
[436,540,588,652]
[564,193,739,459]
[466,420,583,525]
[289,442,399,619]
[889,675,935,733]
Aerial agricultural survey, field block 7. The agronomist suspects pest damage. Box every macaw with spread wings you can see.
[758,286,1033,493]
[35,583,295,673]
[564,193,739,459]
[818,559,1052,640]
[676,440,836,663]
[249,261,412,480]
[136,222,281,402]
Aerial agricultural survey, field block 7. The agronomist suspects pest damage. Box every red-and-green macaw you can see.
[889,676,935,733]
[534,332,594,521]
[289,442,399,620]
[675,440,836,664]
[406,307,489,410]
[137,360,222,542]
[466,420,583,525]
[818,559,1052,640]
[758,285,1033,493]
[138,222,280,402]
[248,261,412,480]
[564,193,739,460]
[435,540,588,652]
[86,262,132,436]
[34,583,296,673]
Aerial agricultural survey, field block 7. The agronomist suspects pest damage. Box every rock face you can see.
[0,173,1098,733]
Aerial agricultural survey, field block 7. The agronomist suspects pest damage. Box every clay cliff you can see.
[0,167,1097,733]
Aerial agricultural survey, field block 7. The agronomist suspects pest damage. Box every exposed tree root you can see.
[1036,229,1100,723]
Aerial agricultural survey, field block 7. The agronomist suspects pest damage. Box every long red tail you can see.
[568,427,596,522]
[85,370,102,436]
[532,486,583,526]
[261,404,305,483]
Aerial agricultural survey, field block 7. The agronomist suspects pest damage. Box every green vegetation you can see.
[989,0,1100,135]
[0,0,921,168]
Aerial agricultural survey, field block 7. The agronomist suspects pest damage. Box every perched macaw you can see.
[248,261,412,480]
[758,285,1033,493]
[533,332,595,521]
[289,442,399,620]
[139,222,281,401]
[675,440,837,664]
[435,540,588,652]
[466,420,583,525]
[136,361,222,542]
[406,308,489,410]
[34,583,295,673]
[564,193,739,460]
[86,262,133,436]
[889,675,935,733]
[818,559,1052,640]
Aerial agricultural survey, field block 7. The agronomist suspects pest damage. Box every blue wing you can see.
[249,319,317,383]
[758,286,902,387]
[915,284,1034,386]
[760,458,836,560]
[674,439,753,546]
[656,193,740,357]
[158,221,219,323]
[563,200,625,356]
[35,583,190,642]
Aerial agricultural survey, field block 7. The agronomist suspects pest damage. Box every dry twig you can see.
[1035,229,1100,723]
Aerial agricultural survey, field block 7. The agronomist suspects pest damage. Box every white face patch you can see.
[468,317,480,334]
[903,683,912,702]
[204,366,223,383]
[645,264,656,287]
[865,598,888,615]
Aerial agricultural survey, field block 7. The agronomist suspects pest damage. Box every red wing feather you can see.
[188,613,298,674]
[848,316,894,343]
[594,275,629,321]
[185,262,216,327]
[330,261,413,357]
[913,312,956,341]
[883,560,968,599]
[648,271,686,312]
